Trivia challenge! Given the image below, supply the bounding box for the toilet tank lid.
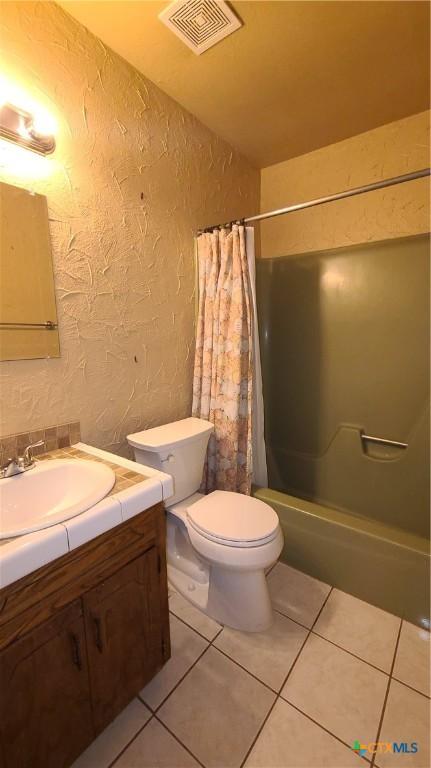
[127,417,213,451]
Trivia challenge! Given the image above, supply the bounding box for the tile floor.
[72,562,430,768]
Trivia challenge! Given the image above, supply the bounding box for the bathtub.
[254,486,430,628]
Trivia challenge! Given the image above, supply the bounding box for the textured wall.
[0,1,259,453]
[260,111,430,257]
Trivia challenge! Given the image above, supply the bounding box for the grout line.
[210,644,279,695]
[273,606,310,630]
[391,675,431,700]
[240,582,379,768]
[108,715,155,768]
[154,714,207,768]
[136,582,413,768]
[265,560,278,577]
[171,598,307,640]
[93,569,421,768]
[311,630,392,675]
[168,606,333,700]
[239,695,278,768]
[274,600,404,680]
[120,582,412,768]
[159,587,338,768]
[168,607,222,644]
[239,623,313,767]
[282,699,372,764]
[144,622,225,717]
[168,598,389,701]
[169,598,392,706]
[212,625,225,642]
[310,586,334,630]
[152,643,212,714]
[154,595,317,768]
[369,619,403,768]
[137,693,155,714]
[272,589,333,633]
[240,588,336,768]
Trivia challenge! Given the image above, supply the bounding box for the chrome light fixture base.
[0,102,55,155]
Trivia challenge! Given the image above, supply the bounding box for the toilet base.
[166,506,282,632]
[168,562,274,632]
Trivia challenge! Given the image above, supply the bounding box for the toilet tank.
[127,417,214,505]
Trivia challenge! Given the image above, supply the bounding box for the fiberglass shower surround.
[195,168,430,626]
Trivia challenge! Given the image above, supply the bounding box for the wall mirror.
[0,181,60,361]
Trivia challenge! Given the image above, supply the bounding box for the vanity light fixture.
[0,102,56,155]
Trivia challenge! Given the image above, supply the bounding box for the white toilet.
[127,417,283,632]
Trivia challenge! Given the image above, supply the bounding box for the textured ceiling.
[58,1,430,168]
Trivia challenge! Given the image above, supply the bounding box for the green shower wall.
[256,234,430,539]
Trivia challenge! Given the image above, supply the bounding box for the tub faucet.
[0,440,45,479]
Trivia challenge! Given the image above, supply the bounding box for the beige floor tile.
[313,589,401,672]
[158,646,275,768]
[115,717,200,768]
[245,698,366,767]
[268,563,331,628]
[392,621,430,696]
[169,591,222,641]
[140,614,208,710]
[375,680,430,768]
[281,634,388,746]
[214,611,308,691]
[71,698,151,768]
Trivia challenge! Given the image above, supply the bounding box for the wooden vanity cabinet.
[0,600,93,768]
[0,503,170,768]
[84,547,164,733]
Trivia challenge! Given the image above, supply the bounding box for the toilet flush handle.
[161,454,175,464]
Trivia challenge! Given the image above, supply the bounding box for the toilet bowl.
[127,418,283,632]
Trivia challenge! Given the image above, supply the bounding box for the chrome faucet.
[0,440,45,479]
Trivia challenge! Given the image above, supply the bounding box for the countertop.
[0,442,174,588]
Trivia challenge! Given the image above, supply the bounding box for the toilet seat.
[186,490,280,549]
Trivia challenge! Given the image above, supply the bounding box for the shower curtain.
[192,224,268,495]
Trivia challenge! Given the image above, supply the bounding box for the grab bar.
[360,433,408,449]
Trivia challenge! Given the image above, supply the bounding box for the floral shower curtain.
[192,224,254,495]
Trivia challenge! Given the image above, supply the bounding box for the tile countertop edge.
[0,443,173,589]
[0,524,70,589]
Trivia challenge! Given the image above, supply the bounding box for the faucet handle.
[22,440,45,466]
[0,457,20,478]
[1,456,17,471]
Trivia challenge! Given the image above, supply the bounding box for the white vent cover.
[159,0,242,55]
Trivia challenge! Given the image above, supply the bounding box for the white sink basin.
[0,459,116,539]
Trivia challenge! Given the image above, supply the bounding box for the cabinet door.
[83,547,164,733]
[0,600,93,768]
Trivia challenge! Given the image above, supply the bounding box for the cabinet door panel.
[0,601,93,768]
[84,547,163,732]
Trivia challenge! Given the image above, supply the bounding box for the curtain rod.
[197,167,430,234]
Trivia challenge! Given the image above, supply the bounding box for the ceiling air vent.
[159,0,242,55]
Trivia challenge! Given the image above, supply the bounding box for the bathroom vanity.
[0,443,172,768]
